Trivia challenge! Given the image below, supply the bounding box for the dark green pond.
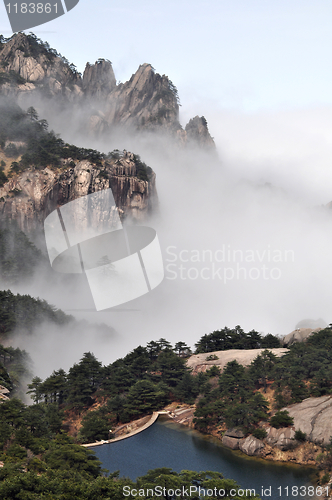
[91,417,322,500]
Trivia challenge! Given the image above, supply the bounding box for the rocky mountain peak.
[185,116,215,148]
[101,63,180,132]
[0,33,81,99]
[0,32,30,58]
[0,33,215,149]
[82,59,116,98]
[127,63,155,90]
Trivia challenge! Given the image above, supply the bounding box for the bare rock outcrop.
[282,319,327,345]
[101,63,180,133]
[184,116,215,149]
[186,348,288,375]
[0,385,10,401]
[222,428,245,450]
[224,428,245,439]
[0,33,82,100]
[222,436,240,450]
[265,426,296,450]
[239,436,265,456]
[0,151,157,233]
[285,396,332,445]
[283,328,321,346]
[82,59,116,98]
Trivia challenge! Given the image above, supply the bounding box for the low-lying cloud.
[5,98,332,379]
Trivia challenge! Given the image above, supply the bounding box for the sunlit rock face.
[0,151,157,233]
[186,348,288,375]
[102,63,180,132]
[283,396,332,446]
[0,33,82,100]
[82,60,116,99]
[0,33,215,149]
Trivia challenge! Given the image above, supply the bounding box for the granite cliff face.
[98,63,180,133]
[220,395,332,464]
[82,59,116,99]
[0,33,215,148]
[0,151,156,233]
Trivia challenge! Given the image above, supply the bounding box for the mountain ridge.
[0,33,215,149]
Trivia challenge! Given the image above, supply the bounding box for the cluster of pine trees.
[2,305,332,495]
[194,327,332,434]
[0,101,105,171]
[0,290,72,338]
[194,325,280,352]
[0,101,153,179]
[0,226,45,284]
[26,339,204,444]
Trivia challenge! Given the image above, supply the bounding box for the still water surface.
[91,417,319,500]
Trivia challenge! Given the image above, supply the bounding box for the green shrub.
[6,444,27,460]
[321,472,330,484]
[78,412,111,443]
[133,154,152,181]
[295,429,306,442]
[206,365,220,377]
[251,428,267,440]
[10,161,23,174]
[270,410,294,429]
[206,354,218,361]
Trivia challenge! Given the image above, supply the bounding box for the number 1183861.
[277,485,329,497]
[6,3,59,14]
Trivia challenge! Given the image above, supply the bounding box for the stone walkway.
[81,411,169,448]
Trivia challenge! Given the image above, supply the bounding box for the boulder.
[239,436,265,456]
[282,328,321,346]
[265,426,295,450]
[224,428,245,439]
[222,436,240,450]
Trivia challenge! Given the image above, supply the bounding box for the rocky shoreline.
[81,401,332,496]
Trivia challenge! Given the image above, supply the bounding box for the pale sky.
[1,0,332,112]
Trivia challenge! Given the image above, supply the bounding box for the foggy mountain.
[0,32,215,149]
[0,31,331,380]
